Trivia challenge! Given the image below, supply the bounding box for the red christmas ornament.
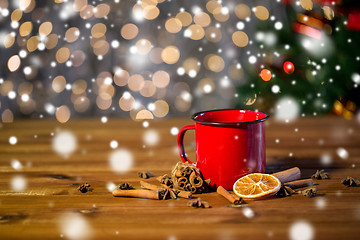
[348,11,360,32]
[283,61,295,74]
[260,69,272,81]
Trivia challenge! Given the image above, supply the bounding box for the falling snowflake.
[143,129,160,146]
[108,148,133,173]
[9,136,18,145]
[336,147,349,160]
[289,220,314,240]
[11,175,27,191]
[242,207,255,218]
[275,97,300,122]
[52,131,77,157]
[59,213,92,240]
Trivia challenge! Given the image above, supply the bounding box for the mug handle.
[177,125,196,165]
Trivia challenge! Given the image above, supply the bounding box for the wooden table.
[0,117,359,239]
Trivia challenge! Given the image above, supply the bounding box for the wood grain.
[0,117,360,239]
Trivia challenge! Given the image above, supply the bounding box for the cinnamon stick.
[175,169,182,177]
[272,167,301,183]
[189,171,203,188]
[177,177,187,189]
[112,189,159,200]
[177,190,192,199]
[217,186,242,205]
[140,180,192,199]
[284,178,314,189]
[183,167,192,176]
[185,183,196,193]
[140,180,160,191]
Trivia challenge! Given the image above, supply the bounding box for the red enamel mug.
[177,109,269,190]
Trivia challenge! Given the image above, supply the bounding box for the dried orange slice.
[233,173,281,199]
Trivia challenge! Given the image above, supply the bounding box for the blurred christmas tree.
[235,0,360,120]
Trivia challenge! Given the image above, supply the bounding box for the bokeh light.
[114,69,130,87]
[165,18,182,33]
[198,78,215,94]
[185,24,205,40]
[205,26,222,42]
[56,105,71,123]
[161,46,180,64]
[56,47,70,63]
[194,12,211,27]
[91,23,107,38]
[254,6,269,21]
[152,70,170,88]
[128,74,145,92]
[19,21,32,37]
[260,69,272,81]
[140,80,156,97]
[284,61,295,74]
[121,23,139,40]
[0,0,356,128]
[135,39,152,55]
[235,4,251,19]
[52,76,66,93]
[119,92,135,111]
[8,55,21,72]
[136,109,154,120]
[39,21,52,36]
[300,0,313,11]
[2,109,14,122]
[232,31,249,47]
[322,6,334,20]
[152,100,169,118]
[205,54,224,73]
[65,27,80,42]
[176,11,192,26]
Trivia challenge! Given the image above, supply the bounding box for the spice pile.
[170,162,210,193]
[71,163,357,208]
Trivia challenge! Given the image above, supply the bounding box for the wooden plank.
[0,117,360,239]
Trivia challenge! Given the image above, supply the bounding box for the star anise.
[138,171,154,179]
[159,187,178,200]
[342,176,360,187]
[312,169,329,179]
[78,183,93,193]
[159,174,173,188]
[187,198,211,208]
[300,186,317,198]
[233,197,246,205]
[117,182,134,190]
[276,185,295,198]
